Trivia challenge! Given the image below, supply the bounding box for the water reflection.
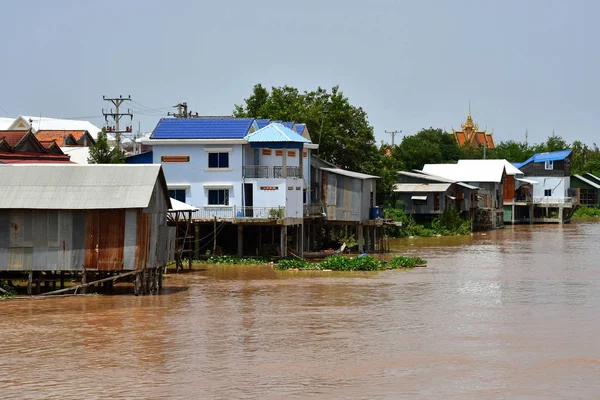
[1,222,600,399]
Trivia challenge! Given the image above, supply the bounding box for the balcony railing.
[304,202,326,217]
[191,206,285,221]
[243,165,302,178]
[533,196,578,205]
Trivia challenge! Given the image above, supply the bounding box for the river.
[1,222,599,399]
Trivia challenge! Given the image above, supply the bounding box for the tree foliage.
[234,84,380,173]
[233,84,600,206]
[87,128,125,164]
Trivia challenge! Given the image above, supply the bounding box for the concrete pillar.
[358,224,364,253]
[299,148,304,179]
[280,225,287,257]
[512,204,515,224]
[300,224,304,258]
[194,224,200,260]
[282,150,288,178]
[373,227,378,252]
[237,225,243,257]
[558,207,564,223]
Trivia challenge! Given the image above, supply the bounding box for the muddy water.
[1,222,600,399]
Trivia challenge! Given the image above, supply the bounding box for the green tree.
[88,128,125,164]
[234,84,379,173]
[396,128,461,170]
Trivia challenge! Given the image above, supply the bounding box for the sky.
[1,0,599,146]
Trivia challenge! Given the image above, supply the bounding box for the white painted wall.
[152,143,243,207]
[531,176,570,198]
[154,142,310,210]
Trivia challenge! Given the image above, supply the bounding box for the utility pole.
[102,95,133,152]
[525,129,529,149]
[168,102,190,118]
[385,130,402,147]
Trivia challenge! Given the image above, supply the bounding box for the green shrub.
[573,206,600,217]
[0,280,16,298]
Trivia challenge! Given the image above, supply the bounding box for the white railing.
[533,196,577,204]
[243,165,302,178]
[191,206,285,220]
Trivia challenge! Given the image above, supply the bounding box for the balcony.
[304,202,326,217]
[191,206,285,221]
[243,165,302,179]
[533,196,578,205]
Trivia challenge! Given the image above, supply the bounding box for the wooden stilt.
[81,270,87,294]
[60,271,65,289]
[27,271,33,296]
[134,271,141,296]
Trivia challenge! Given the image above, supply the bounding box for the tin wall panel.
[33,210,48,247]
[8,248,23,271]
[59,211,73,271]
[33,247,48,271]
[71,210,86,270]
[47,211,59,247]
[9,212,24,248]
[97,210,125,271]
[22,210,33,247]
[135,212,150,270]
[123,210,137,270]
[0,211,9,270]
[85,210,99,269]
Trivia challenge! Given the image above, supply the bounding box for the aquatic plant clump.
[274,255,426,271]
[200,255,271,265]
[573,206,600,218]
[0,280,17,298]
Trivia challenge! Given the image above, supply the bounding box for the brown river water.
[1,222,600,399]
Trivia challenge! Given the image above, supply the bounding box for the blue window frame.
[208,152,229,168]
[168,189,186,202]
[208,189,229,205]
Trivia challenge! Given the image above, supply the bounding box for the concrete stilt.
[280,226,287,257]
[237,225,243,257]
[358,224,364,253]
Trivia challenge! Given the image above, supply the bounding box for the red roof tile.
[0,130,28,147]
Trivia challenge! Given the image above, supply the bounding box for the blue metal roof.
[245,123,311,144]
[125,151,153,164]
[151,118,255,139]
[255,119,270,129]
[295,124,306,135]
[283,121,295,129]
[513,149,572,169]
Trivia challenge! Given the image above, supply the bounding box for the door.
[244,183,254,217]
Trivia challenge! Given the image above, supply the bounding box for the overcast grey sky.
[1,0,598,146]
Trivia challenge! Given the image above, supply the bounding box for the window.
[545,160,554,170]
[544,189,552,196]
[208,152,229,168]
[208,189,229,205]
[168,189,186,202]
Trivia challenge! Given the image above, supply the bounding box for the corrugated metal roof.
[458,182,479,190]
[516,178,538,185]
[255,119,270,129]
[60,146,90,164]
[18,116,102,139]
[0,117,13,130]
[295,124,305,135]
[0,164,167,209]
[411,196,427,200]
[246,123,310,143]
[423,160,514,183]
[513,149,572,169]
[457,159,523,176]
[151,117,255,139]
[584,173,600,185]
[393,183,451,192]
[283,121,295,129]
[320,167,379,180]
[399,170,455,183]
[573,174,600,189]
